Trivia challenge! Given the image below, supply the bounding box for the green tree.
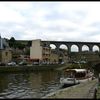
[15,42,25,49]
[25,48,30,55]
[27,41,32,47]
[9,37,16,48]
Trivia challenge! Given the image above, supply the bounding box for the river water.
[0,68,98,99]
[0,70,62,99]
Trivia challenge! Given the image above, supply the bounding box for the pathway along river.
[0,70,63,99]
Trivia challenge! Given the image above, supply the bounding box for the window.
[5,52,8,56]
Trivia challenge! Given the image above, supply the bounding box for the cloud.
[0,1,100,44]
[0,4,25,23]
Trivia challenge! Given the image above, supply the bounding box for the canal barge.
[60,69,94,87]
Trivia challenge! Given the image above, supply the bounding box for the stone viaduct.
[42,41,100,53]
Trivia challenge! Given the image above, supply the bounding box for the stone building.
[0,49,12,63]
[30,39,69,64]
[30,39,51,63]
[50,49,59,64]
[0,36,12,64]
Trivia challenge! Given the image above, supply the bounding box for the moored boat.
[60,77,80,87]
[60,68,94,87]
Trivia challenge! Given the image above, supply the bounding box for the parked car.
[32,62,39,65]
[61,62,64,64]
[80,61,87,64]
[19,61,27,65]
[7,62,16,66]
[0,62,6,66]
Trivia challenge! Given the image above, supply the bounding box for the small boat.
[60,68,94,87]
[60,77,80,87]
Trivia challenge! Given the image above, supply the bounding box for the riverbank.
[55,63,71,71]
[42,79,98,99]
[0,64,66,73]
[0,63,94,73]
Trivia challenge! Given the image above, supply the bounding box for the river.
[0,67,98,99]
[0,70,62,99]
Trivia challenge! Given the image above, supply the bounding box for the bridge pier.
[67,45,71,53]
[89,45,93,52]
[78,45,82,52]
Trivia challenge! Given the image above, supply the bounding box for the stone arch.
[59,44,68,50]
[93,45,99,52]
[59,44,68,57]
[50,44,56,49]
[71,44,79,52]
[82,45,89,52]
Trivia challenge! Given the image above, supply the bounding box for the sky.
[1,1,100,51]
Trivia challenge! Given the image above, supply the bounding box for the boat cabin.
[64,69,92,80]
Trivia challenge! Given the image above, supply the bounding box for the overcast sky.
[1,1,100,44]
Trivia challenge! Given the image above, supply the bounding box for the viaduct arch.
[42,41,100,53]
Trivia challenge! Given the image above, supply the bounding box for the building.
[50,49,68,64]
[59,49,69,63]
[30,39,59,64]
[30,39,51,63]
[50,49,59,64]
[0,49,12,63]
[30,39,69,64]
[0,36,12,64]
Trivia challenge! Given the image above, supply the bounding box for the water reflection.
[0,74,9,93]
[0,71,61,98]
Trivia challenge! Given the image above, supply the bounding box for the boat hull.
[60,77,80,88]
[60,76,94,88]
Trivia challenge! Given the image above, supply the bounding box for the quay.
[0,64,67,73]
[42,78,98,99]
[96,80,100,99]
[55,63,71,71]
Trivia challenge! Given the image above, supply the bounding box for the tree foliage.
[15,42,25,49]
[9,37,25,49]
[25,48,30,55]
[9,37,16,48]
[27,41,32,46]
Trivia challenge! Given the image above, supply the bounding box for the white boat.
[60,69,94,87]
[60,77,80,87]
